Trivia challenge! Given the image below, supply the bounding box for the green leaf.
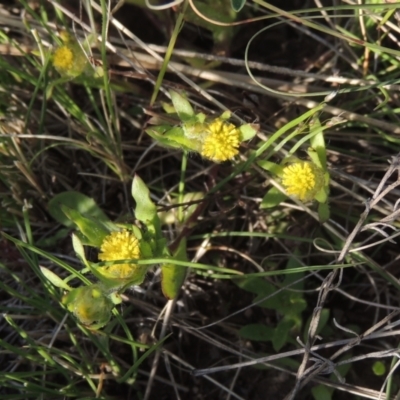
[61,205,110,247]
[108,292,122,305]
[372,361,386,376]
[239,123,258,141]
[159,192,204,225]
[71,234,88,266]
[252,282,303,316]
[260,187,287,209]
[309,120,327,170]
[40,266,72,291]
[236,257,306,322]
[239,323,274,341]
[317,201,330,223]
[231,0,246,12]
[303,308,330,344]
[164,126,202,151]
[235,276,273,295]
[196,112,206,123]
[307,146,321,168]
[169,90,195,121]
[257,160,283,175]
[282,255,304,288]
[146,125,201,152]
[71,234,109,284]
[161,264,185,299]
[162,102,176,114]
[255,286,306,317]
[311,384,333,400]
[48,191,111,228]
[220,110,231,120]
[161,238,188,299]
[374,86,390,111]
[314,187,328,204]
[272,319,294,351]
[131,175,158,225]
[276,257,306,320]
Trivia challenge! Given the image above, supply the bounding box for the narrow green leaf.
[260,187,287,209]
[374,86,390,111]
[146,127,185,150]
[317,201,330,223]
[307,146,322,168]
[257,160,283,175]
[169,90,195,121]
[161,239,187,299]
[309,119,327,169]
[61,205,109,247]
[40,266,72,291]
[146,125,199,152]
[71,233,87,263]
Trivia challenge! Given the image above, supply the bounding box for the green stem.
[178,151,188,223]
[253,0,400,58]
[100,0,121,160]
[150,0,188,105]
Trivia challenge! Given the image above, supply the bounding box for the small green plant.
[146,90,258,162]
[237,255,306,351]
[52,30,92,79]
[45,175,189,329]
[258,114,331,222]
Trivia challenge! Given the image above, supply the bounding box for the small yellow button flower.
[201,119,240,162]
[53,46,74,72]
[281,161,324,202]
[52,32,88,78]
[98,230,145,282]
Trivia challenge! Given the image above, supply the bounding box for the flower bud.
[62,284,113,329]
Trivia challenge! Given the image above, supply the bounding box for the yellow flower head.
[53,46,74,73]
[98,230,144,281]
[52,32,88,78]
[281,161,324,202]
[201,119,240,162]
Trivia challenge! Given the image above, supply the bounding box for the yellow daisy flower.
[201,119,240,162]
[281,161,324,202]
[98,230,144,282]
